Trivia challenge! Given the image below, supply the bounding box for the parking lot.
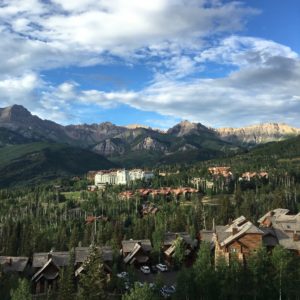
[135,269,178,286]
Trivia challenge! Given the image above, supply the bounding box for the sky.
[0,0,299,129]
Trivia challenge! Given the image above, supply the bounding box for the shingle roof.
[32,252,69,268]
[0,256,29,273]
[33,246,113,269]
[122,240,152,253]
[219,220,264,247]
[164,232,195,247]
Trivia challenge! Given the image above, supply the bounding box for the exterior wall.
[238,234,262,255]
[117,170,129,184]
[215,233,263,264]
[95,169,154,186]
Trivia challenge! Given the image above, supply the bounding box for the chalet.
[31,250,68,294]
[74,246,113,277]
[258,208,300,255]
[239,171,268,182]
[0,256,29,274]
[119,187,199,201]
[141,203,159,216]
[85,215,108,224]
[208,167,233,179]
[121,239,152,266]
[200,216,264,264]
[163,232,198,265]
[31,246,113,295]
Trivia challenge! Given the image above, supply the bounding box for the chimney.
[6,257,12,266]
[293,232,299,242]
[232,227,238,235]
[48,249,54,260]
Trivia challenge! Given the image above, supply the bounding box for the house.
[119,187,199,201]
[121,239,152,265]
[31,251,68,294]
[200,216,264,264]
[0,256,29,274]
[141,203,159,216]
[208,167,233,179]
[31,246,113,295]
[258,208,300,255]
[85,215,108,224]
[239,171,268,182]
[74,246,113,278]
[163,232,198,265]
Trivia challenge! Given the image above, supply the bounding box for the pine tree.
[122,282,158,300]
[77,246,106,300]
[10,278,31,300]
[58,250,76,300]
[193,242,218,300]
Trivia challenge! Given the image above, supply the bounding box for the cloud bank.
[0,0,299,128]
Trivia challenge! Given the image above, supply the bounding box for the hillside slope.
[0,142,115,187]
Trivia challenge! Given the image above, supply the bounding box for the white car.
[156,263,168,272]
[117,271,128,279]
[140,265,151,274]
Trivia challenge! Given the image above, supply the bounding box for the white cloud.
[0,0,256,76]
[1,1,299,128]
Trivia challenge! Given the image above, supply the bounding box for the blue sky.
[0,0,299,129]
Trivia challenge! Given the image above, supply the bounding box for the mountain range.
[0,104,299,186]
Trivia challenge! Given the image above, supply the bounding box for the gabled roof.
[32,258,60,282]
[122,239,152,253]
[274,228,300,251]
[258,208,290,224]
[124,243,142,264]
[32,252,69,268]
[219,221,264,247]
[164,244,176,256]
[164,232,196,248]
[33,246,113,269]
[0,256,29,273]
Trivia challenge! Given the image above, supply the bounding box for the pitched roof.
[258,208,290,224]
[122,240,152,253]
[124,243,142,264]
[274,228,300,251]
[33,246,113,269]
[32,252,69,268]
[32,258,60,281]
[219,220,264,247]
[0,256,29,273]
[164,232,196,247]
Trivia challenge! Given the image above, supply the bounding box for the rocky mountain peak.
[168,120,211,137]
[217,122,300,145]
[0,104,32,122]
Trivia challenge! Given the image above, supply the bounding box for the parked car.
[160,288,171,298]
[156,263,168,272]
[164,285,176,294]
[140,265,151,274]
[117,271,128,279]
[151,265,158,273]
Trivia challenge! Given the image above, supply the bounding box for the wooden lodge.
[121,239,152,266]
